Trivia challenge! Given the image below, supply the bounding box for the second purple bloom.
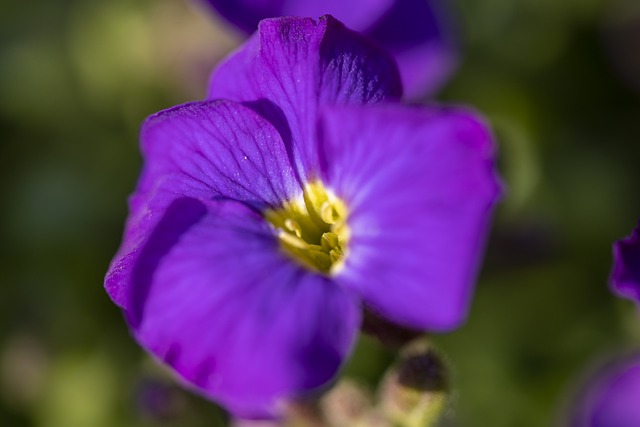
[202,0,458,99]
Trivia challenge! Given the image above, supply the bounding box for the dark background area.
[1,0,639,425]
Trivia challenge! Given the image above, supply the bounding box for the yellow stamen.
[264,180,350,275]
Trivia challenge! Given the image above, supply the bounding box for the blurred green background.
[1,0,639,426]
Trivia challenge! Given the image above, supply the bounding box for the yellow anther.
[278,230,309,251]
[321,232,339,250]
[320,201,337,224]
[284,218,302,237]
[264,180,350,275]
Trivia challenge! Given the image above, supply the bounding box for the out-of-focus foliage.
[0,0,639,426]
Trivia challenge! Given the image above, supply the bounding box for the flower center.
[265,180,349,275]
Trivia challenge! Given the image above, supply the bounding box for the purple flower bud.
[378,340,449,427]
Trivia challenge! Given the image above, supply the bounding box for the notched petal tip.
[256,14,322,36]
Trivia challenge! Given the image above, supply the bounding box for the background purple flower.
[611,222,640,303]
[201,0,458,99]
[570,355,640,427]
[105,16,499,419]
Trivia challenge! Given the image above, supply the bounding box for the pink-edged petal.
[611,222,640,303]
[105,100,299,308]
[207,16,402,180]
[319,105,501,331]
[202,0,394,35]
[126,197,361,418]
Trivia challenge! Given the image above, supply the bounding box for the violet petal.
[319,104,502,331]
[207,15,402,180]
[611,223,640,303]
[572,356,640,427]
[128,197,361,418]
[105,100,299,308]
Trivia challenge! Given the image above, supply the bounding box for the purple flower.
[105,16,500,418]
[201,0,458,99]
[571,356,640,427]
[611,222,640,303]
